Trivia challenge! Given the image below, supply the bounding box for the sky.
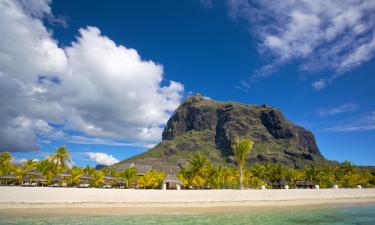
[1,0,374,167]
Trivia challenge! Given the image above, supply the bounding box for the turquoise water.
[0,204,374,225]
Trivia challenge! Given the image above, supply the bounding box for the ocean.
[0,204,374,225]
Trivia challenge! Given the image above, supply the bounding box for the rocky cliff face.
[112,94,330,170]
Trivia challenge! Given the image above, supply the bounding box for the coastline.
[0,187,374,215]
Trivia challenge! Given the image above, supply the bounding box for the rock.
[112,93,332,171]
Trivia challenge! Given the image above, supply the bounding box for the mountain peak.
[113,96,332,170]
[184,93,206,103]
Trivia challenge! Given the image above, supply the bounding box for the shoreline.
[1,187,374,215]
[1,199,374,215]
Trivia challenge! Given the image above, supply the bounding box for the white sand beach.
[0,187,374,214]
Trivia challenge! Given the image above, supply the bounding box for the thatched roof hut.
[51,176,62,182]
[295,180,315,189]
[134,165,153,175]
[104,176,115,182]
[163,174,182,185]
[0,173,17,185]
[272,177,287,189]
[58,172,72,177]
[79,174,92,182]
[116,179,125,184]
[162,174,182,190]
[153,165,181,175]
[27,170,42,177]
[0,174,17,179]
[33,176,47,182]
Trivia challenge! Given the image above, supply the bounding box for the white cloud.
[85,152,119,166]
[12,158,39,165]
[312,79,328,91]
[13,158,27,164]
[325,111,375,132]
[0,0,184,151]
[66,135,156,149]
[18,0,52,17]
[228,0,375,86]
[319,103,359,116]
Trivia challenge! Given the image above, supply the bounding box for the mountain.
[111,93,333,171]
[95,165,107,170]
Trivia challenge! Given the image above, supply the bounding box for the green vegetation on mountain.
[113,93,334,170]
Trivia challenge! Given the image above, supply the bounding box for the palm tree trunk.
[240,166,243,190]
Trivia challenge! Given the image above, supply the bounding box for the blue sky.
[1,0,374,166]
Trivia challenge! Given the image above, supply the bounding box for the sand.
[0,187,374,214]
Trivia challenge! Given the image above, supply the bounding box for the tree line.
[0,146,164,188]
[0,139,374,189]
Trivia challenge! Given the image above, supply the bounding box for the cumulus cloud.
[85,152,119,166]
[319,103,359,116]
[228,0,375,87]
[0,0,184,151]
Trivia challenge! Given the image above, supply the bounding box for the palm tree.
[68,167,84,186]
[121,167,138,188]
[83,166,96,176]
[37,159,59,182]
[90,170,105,187]
[23,159,38,170]
[48,146,71,170]
[320,166,336,188]
[209,166,225,189]
[250,163,266,180]
[137,170,165,189]
[232,138,254,189]
[0,151,14,176]
[304,165,321,183]
[187,154,209,188]
[178,167,194,188]
[102,167,119,179]
[266,163,286,184]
